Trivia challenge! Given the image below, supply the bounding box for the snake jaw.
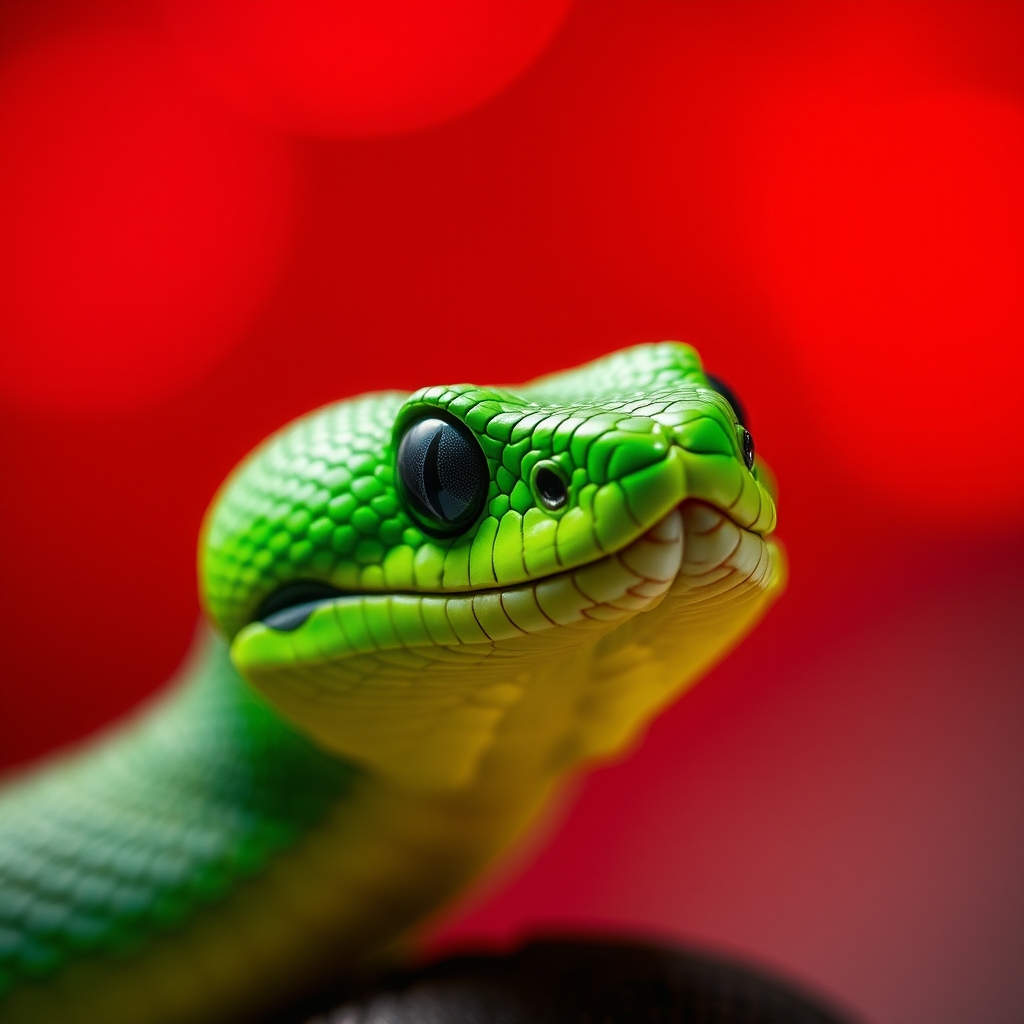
[228,496,781,792]
[229,507,685,674]
[229,507,687,789]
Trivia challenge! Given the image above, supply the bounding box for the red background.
[1,3,1021,1022]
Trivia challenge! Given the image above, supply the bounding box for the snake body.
[0,343,783,1024]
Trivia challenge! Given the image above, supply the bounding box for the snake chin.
[677,499,776,582]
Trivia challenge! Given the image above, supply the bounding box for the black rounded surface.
[741,427,755,470]
[255,580,347,631]
[273,938,855,1024]
[705,372,749,429]
[397,414,488,535]
[533,464,568,511]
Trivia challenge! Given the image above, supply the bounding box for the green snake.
[0,343,783,1024]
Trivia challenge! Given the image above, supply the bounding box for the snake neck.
[0,633,548,1024]
[0,630,356,968]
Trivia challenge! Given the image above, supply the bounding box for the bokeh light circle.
[742,90,1024,525]
[0,31,293,414]
[160,0,574,137]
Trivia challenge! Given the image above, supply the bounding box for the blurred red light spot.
[0,32,293,413]
[160,0,573,137]
[744,90,1024,525]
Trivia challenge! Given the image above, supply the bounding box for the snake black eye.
[741,427,755,470]
[397,414,488,535]
[705,373,749,428]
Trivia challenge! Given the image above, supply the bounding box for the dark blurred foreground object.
[278,938,853,1024]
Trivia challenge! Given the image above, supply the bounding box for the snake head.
[199,343,782,790]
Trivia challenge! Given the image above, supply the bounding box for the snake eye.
[705,373,749,428]
[740,427,755,470]
[397,414,488,534]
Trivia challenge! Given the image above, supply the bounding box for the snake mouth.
[233,441,780,675]
[248,491,775,639]
[250,510,685,636]
[229,499,782,692]
[234,508,685,680]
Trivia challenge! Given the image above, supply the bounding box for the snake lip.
[252,493,770,635]
[254,507,687,638]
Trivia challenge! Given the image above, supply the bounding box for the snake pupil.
[397,415,487,534]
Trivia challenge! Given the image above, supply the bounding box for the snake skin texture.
[0,643,356,981]
[0,343,783,1024]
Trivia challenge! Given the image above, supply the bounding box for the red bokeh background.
[1,3,1021,1022]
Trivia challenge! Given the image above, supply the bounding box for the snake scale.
[0,342,783,1024]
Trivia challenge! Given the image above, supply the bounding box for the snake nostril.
[741,428,755,470]
[534,465,568,511]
